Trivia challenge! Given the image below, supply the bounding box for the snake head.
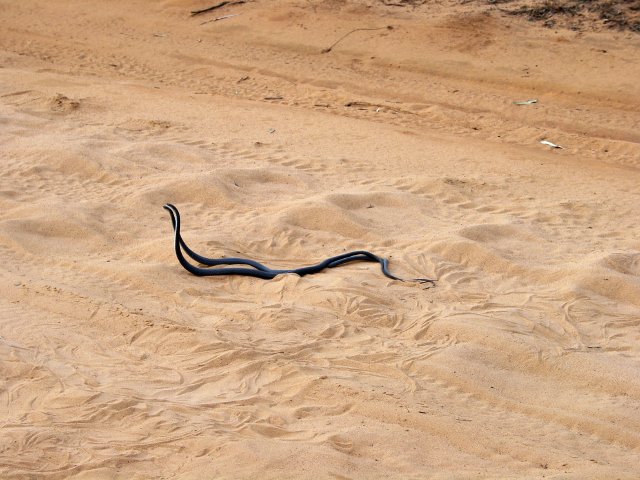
[163,204,180,231]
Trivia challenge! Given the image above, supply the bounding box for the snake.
[164,203,435,285]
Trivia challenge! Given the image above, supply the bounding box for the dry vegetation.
[497,0,640,31]
[382,0,640,32]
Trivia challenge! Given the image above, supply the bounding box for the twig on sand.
[191,0,246,16]
[321,25,393,53]
[200,13,240,25]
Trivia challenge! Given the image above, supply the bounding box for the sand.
[1,0,640,478]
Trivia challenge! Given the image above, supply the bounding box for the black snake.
[164,203,435,285]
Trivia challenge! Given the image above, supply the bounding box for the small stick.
[321,25,393,53]
[191,0,245,16]
[200,13,240,25]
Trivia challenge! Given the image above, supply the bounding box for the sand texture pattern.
[1,0,640,478]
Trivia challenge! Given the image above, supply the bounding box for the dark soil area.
[378,0,640,32]
[488,0,640,32]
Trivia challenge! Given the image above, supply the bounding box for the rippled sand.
[1,0,640,478]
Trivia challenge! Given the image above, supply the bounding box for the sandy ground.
[1,0,640,478]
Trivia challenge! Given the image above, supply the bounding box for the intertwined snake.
[164,203,435,285]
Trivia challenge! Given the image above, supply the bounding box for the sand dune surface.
[1,0,640,478]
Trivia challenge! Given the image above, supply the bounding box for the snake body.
[164,203,434,285]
